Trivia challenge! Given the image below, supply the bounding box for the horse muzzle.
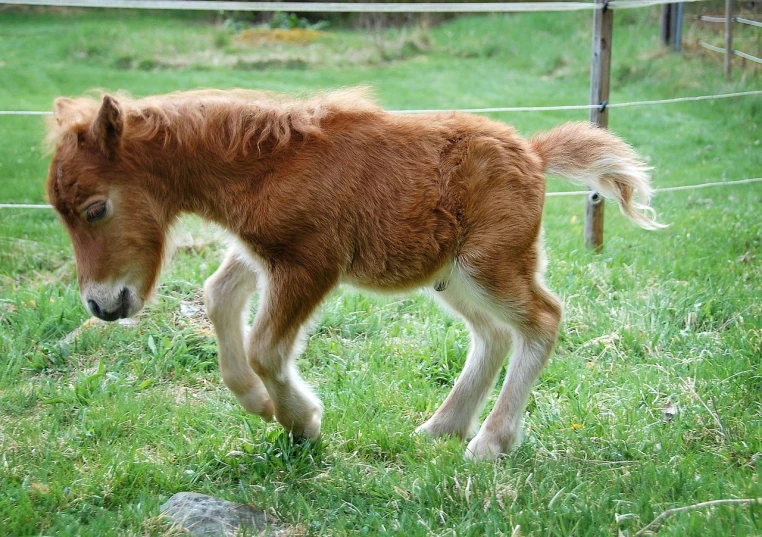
[83,285,141,321]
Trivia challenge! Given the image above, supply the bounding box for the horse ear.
[91,94,123,156]
[53,97,75,126]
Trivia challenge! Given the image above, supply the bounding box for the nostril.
[118,287,129,316]
[87,298,102,318]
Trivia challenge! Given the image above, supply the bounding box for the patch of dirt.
[174,293,215,338]
[154,46,374,70]
[62,316,138,345]
[165,383,218,407]
[235,28,328,46]
[140,25,428,71]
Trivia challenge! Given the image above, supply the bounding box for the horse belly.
[344,206,459,291]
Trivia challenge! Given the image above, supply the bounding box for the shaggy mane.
[47,87,381,158]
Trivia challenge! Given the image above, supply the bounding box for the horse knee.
[203,276,224,323]
[247,339,285,379]
[204,254,257,324]
[219,367,248,394]
[249,355,268,378]
[203,269,245,325]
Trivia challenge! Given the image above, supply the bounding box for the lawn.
[1,6,761,536]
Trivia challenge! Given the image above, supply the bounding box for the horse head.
[46,94,171,321]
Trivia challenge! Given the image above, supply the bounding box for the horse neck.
[126,135,271,225]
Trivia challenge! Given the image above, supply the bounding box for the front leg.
[247,263,337,440]
[204,250,273,420]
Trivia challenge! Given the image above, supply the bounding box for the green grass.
[1,7,761,536]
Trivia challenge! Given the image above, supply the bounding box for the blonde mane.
[47,87,381,158]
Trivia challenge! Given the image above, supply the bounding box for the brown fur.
[46,88,661,459]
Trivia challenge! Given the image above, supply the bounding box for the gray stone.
[160,492,286,537]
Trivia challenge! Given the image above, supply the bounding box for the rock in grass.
[160,492,286,536]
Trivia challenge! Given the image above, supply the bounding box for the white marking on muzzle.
[81,281,142,320]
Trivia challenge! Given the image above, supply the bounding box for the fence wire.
[4,177,761,209]
[4,90,762,117]
[0,0,717,13]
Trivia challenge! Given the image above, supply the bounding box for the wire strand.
[4,178,761,208]
[654,177,762,193]
[0,203,53,209]
[0,0,605,13]
[0,0,718,11]
[544,177,762,197]
[1,0,716,13]
[395,90,762,113]
[6,90,761,117]
[0,110,52,116]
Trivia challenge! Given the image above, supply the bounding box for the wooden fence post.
[725,0,733,79]
[660,3,684,51]
[660,4,674,46]
[586,0,613,252]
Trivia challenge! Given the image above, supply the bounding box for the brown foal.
[46,88,661,460]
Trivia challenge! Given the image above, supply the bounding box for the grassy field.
[1,6,761,536]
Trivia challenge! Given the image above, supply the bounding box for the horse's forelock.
[45,97,98,155]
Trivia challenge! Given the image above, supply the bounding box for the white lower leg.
[215,322,273,419]
[417,323,512,439]
[466,333,555,460]
[262,365,323,440]
[249,335,322,440]
[204,253,273,419]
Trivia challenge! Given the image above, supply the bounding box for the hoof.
[464,428,522,461]
[280,407,322,442]
[415,418,470,441]
[298,409,323,441]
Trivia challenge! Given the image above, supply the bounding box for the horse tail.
[530,121,665,230]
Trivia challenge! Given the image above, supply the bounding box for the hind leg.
[465,273,562,460]
[204,249,273,420]
[417,270,513,440]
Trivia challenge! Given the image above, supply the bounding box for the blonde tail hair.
[530,122,665,230]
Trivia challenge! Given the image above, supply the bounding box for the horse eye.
[85,201,109,223]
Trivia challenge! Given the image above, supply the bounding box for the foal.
[46,88,660,460]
